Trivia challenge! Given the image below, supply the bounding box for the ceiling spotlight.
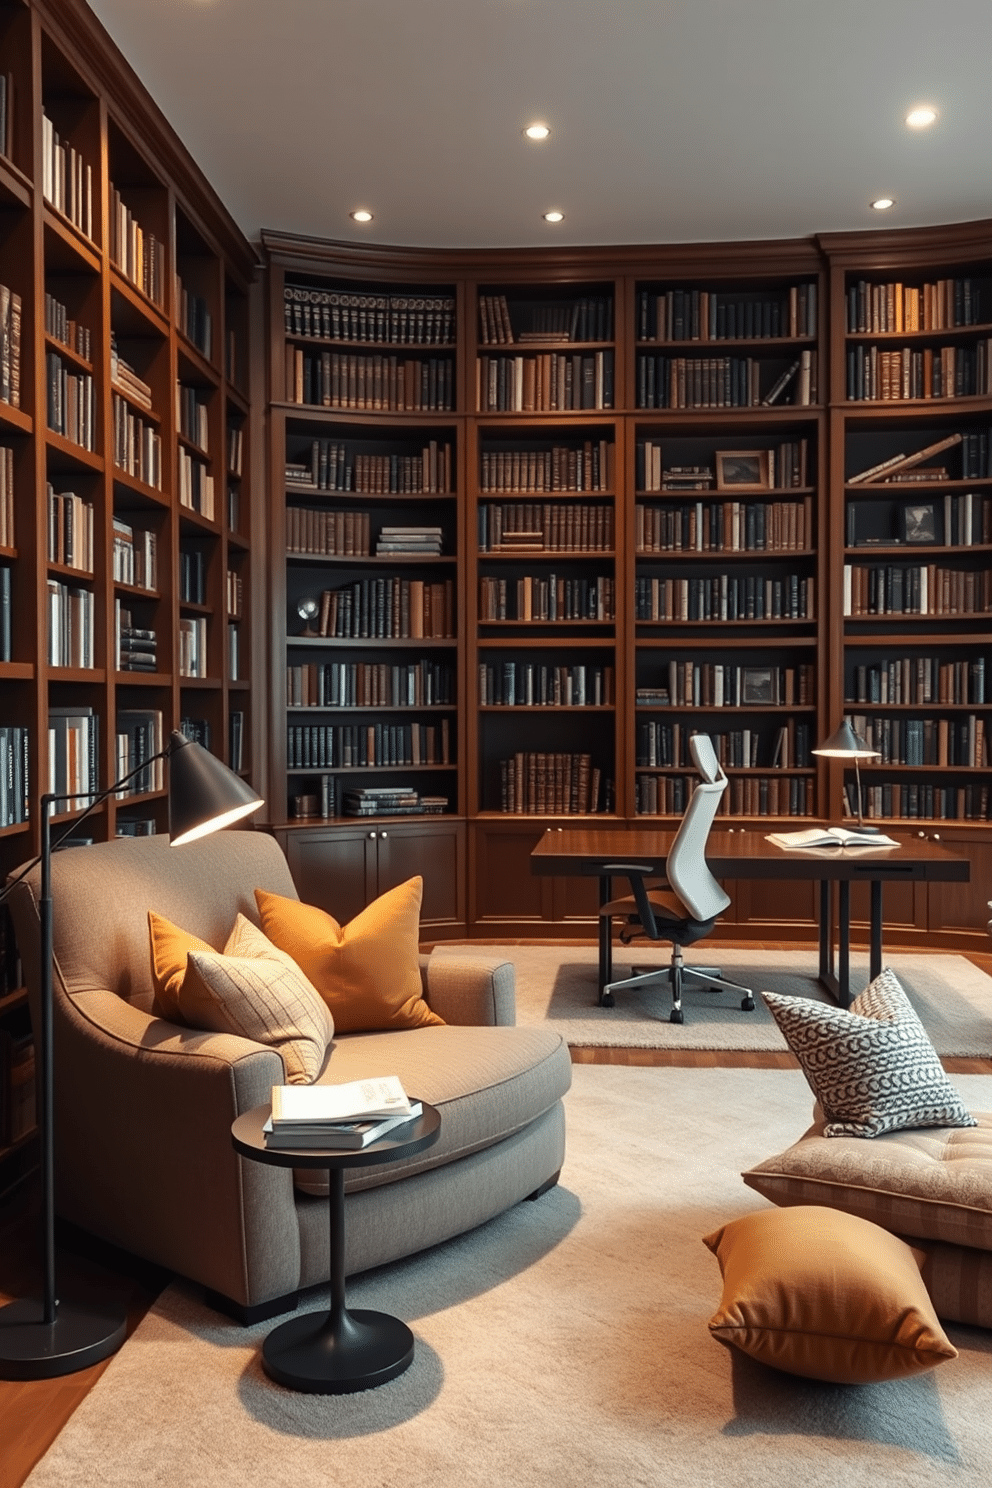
[870,197,895,211]
[543,210,564,223]
[350,209,374,223]
[524,123,551,141]
[906,106,937,129]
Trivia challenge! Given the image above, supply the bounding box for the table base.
[262,1306,414,1394]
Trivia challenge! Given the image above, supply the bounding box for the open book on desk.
[766,826,899,850]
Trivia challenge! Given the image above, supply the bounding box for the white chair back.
[666,736,730,922]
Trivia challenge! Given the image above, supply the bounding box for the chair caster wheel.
[741,996,755,1012]
[599,991,615,1008]
[670,1008,684,1025]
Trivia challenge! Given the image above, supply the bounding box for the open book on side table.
[263,1075,423,1150]
[766,826,899,850]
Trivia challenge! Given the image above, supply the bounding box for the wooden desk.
[530,829,970,1008]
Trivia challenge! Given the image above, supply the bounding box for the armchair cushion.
[255,877,444,1034]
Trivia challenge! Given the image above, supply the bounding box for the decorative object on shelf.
[0,732,263,1380]
[811,718,881,830]
[297,596,319,637]
[715,450,769,492]
[901,501,939,545]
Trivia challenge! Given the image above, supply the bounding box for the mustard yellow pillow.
[178,915,333,1083]
[703,1206,957,1384]
[148,910,215,1021]
[254,878,443,1034]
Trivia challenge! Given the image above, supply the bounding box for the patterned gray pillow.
[762,969,977,1138]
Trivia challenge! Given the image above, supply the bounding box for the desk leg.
[818,880,833,981]
[598,875,612,1003]
[838,881,851,1010]
[870,880,883,981]
[260,1168,414,1393]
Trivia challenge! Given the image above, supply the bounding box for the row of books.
[479,441,613,494]
[0,445,12,548]
[47,580,94,668]
[178,615,207,677]
[636,720,812,770]
[846,432,989,485]
[636,438,810,492]
[286,437,453,494]
[309,578,455,639]
[636,661,815,708]
[109,186,165,306]
[41,112,92,239]
[635,498,813,555]
[115,709,164,796]
[228,621,239,680]
[115,603,157,672]
[846,343,992,402]
[846,492,991,549]
[479,294,613,345]
[115,818,157,837]
[499,752,603,815]
[479,575,615,623]
[0,564,10,661]
[478,662,614,708]
[847,714,988,768]
[843,563,992,616]
[227,424,243,476]
[177,383,210,452]
[47,486,94,572]
[112,395,162,489]
[634,574,815,623]
[845,278,986,334]
[476,351,614,412]
[286,349,455,412]
[846,656,987,706]
[342,787,447,819]
[46,354,94,449]
[636,349,818,409]
[0,285,19,408]
[286,720,452,770]
[179,547,206,604]
[0,726,28,827]
[112,518,157,591]
[229,710,245,773]
[110,336,153,411]
[178,449,215,519]
[49,706,98,802]
[286,659,454,709]
[287,507,372,557]
[289,776,337,820]
[637,284,817,343]
[177,279,213,359]
[853,783,990,821]
[45,292,91,362]
[283,285,456,346]
[227,568,243,618]
[478,502,614,553]
[637,774,813,819]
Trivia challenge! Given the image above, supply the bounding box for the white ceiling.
[87,0,992,252]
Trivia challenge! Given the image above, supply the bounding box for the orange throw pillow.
[148,910,215,1021]
[254,878,443,1034]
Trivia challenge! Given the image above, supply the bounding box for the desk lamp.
[812,719,882,831]
[0,731,263,1379]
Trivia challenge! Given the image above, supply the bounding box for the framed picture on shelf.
[900,501,938,545]
[716,450,769,492]
[741,666,776,705]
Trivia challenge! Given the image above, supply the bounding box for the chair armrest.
[424,949,516,1026]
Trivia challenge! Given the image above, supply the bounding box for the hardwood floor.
[1,938,990,1486]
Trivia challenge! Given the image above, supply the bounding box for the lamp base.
[0,1294,127,1380]
[853,823,885,834]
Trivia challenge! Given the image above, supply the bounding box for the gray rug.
[433,945,992,1055]
[25,1065,992,1488]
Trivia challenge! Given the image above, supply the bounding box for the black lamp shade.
[167,731,263,845]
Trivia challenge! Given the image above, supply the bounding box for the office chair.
[598,734,755,1024]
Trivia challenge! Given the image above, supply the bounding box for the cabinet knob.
[381,831,388,839]
[933,833,940,842]
[369,831,377,839]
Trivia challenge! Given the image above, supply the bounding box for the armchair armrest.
[423,948,516,1026]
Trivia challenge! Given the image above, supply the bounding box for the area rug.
[25,1065,992,1488]
[431,945,992,1056]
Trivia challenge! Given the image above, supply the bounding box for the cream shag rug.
[25,1065,992,1488]
[430,945,992,1055]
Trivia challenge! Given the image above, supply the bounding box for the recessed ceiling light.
[524,123,551,141]
[350,209,373,223]
[870,197,895,211]
[906,106,937,129]
[543,210,564,223]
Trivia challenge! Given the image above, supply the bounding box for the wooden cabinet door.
[374,821,466,932]
[277,826,376,924]
[925,829,992,946]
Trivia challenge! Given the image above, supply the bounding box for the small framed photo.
[741,666,777,705]
[901,501,938,545]
[716,450,769,492]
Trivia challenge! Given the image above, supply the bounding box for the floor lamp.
[0,730,263,1379]
[811,718,882,830]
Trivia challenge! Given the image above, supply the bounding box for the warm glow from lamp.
[906,106,937,129]
[350,209,374,223]
[871,197,895,211]
[543,210,564,223]
[524,123,550,141]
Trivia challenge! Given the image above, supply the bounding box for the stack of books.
[342,786,448,817]
[263,1076,422,1150]
[375,525,443,555]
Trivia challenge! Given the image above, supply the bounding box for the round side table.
[232,1101,441,1393]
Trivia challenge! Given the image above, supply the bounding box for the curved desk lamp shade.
[0,731,263,1380]
[811,719,881,829]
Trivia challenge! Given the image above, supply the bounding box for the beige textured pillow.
[178,915,334,1084]
[703,1205,957,1383]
